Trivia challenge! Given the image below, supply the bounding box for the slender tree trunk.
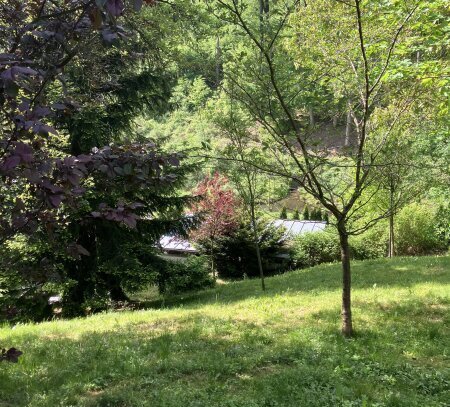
[345,103,352,146]
[251,212,265,291]
[388,213,395,258]
[215,34,222,86]
[388,178,395,257]
[210,245,216,279]
[109,283,130,302]
[309,107,315,127]
[338,225,353,337]
[332,115,338,128]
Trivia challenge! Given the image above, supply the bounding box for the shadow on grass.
[1,298,448,407]
[139,256,450,310]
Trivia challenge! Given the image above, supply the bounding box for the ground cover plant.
[1,256,449,407]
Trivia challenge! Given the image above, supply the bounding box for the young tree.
[210,0,435,336]
[190,173,239,277]
[303,206,310,221]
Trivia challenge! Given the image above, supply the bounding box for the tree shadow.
[139,256,450,310]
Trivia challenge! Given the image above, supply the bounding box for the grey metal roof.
[159,235,198,253]
[158,220,326,254]
[272,220,327,239]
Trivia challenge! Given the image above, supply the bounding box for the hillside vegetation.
[1,256,449,407]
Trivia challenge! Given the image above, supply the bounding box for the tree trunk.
[309,107,315,127]
[388,178,395,257]
[388,213,395,258]
[338,226,353,337]
[251,216,265,291]
[215,35,222,86]
[108,279,129,302]
[345,105,352,146]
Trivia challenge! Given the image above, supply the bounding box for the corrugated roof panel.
[159,235,198,253]
[273,220,327,238]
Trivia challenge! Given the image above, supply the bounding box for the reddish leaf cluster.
[190,173,239,243]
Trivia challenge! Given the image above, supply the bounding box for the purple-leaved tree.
[0,0,164,361]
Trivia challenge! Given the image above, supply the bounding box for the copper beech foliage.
[0,0,162,360]
[0,0,167,242]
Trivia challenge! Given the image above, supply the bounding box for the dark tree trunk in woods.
[338,225,353,337]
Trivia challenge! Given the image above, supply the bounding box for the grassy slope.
[0,256,449,407]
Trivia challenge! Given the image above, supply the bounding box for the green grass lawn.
[1,256,449,407]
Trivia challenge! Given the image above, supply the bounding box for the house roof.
[272,220,327,239]
[158,220,326,254]
[159,235,198,253]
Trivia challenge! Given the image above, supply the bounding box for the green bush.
[156,255,215,295]
[349,227,387,260]
[291,230,341,268]
[291,227,387,269]
[396,202,447,255]
[0,237,66,323]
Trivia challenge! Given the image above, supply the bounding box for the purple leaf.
[15,66,38,76]
[33,123,58,135]
[106,0,124,16]
[1,348,23,363]
[123,214,137,228]
[14,142,34,163]
[168,156,180,166]
[49,194,63,208]
[1,68,14,81]
[1,155,21,171]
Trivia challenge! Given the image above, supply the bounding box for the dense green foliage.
[292,210,449,269]
[396,202,449,256]
[156,255,215,295]
[203,222,286,279]
[1,256,449,406]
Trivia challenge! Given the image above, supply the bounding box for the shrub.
[0,237,66,322]
[396,202,447,255]
[291,227,387,269]
[293,209,300,220]
[280,207,288,219]
[156,255,215,295]
[303,206,310,220]
[349,227,387,260]
[291,230,341,268]
[434,204,450,249]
